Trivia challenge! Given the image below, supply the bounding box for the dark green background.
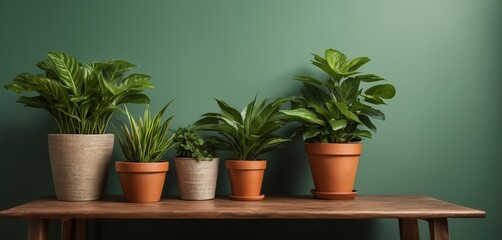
[1,0,500,239]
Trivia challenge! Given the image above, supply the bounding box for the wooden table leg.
[75,219,88,240]
[399,218,420,240]
[428,218,449,240]
[28,219,48,240]
[60,218,87,240]
[61,218,75,240]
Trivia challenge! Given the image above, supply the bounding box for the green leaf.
[355,74,384,82]
[47,52,81,95]
[358,115,377,132]
[197,96,291,160]
[333,101,362,124]
[294,76,324,87]
[340,78,360,103]
[359,108,385,120]
[16,96,49,109]
[70,96,87,103]
[118,73,154,90]
[365,84,396,99]
[280,108,325,125]
[344,57,370,72]
[116,102,175,162]
[311,54,339,79]
[214,97,243,124]
[351,130,372,139]
[325,48,336,69]
[302,128,321,140]
[116,93,150,105]
[329,119,347,131]
[364,95,386,105]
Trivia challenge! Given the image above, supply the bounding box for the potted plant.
[4,52,153,201]
[173,125,219,200]
[114,102,174,203]
[281,48,396,200]
[195,96,292,201]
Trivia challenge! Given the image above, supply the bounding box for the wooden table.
[0,195,485,240]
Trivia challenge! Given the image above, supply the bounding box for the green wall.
[1,0,501,239]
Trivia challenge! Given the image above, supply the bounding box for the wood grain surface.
[0,195,486,220]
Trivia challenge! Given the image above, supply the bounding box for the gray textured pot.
[175,157,219,200]
[48,134,114,201]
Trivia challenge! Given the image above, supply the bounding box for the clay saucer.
[230,194,265,201]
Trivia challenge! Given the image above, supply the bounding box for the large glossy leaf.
[364,95,386,105]
[343,57,370,72]
[117,94,150,105]
[47,52,81,95]
[108,60,136,76]
[214,97,243,124]
[4,73,34,93]
[302,128,321,140]
[356,74,384,82]
[118,73,153,91]
[294,76,324,87]
[333,101,362,124]
[340,78,360,103]
[365,84,396,99]
[351,130,372,139]
[358,115,377,132]
[359,108,385,120]
[325,48,337,70]
[16,96,49,109]
[329,119,347,131]
[280,108,325,125]
[312,53,339,79]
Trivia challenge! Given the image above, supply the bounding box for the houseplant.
[4,52,153,201]
[173,125,219,200]
[195,96,292,201]
[281,48,396,199]
[114,102,174,203]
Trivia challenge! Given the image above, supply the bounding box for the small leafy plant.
[195,96,292,160]
[281,48,396,143]
[173,125,217,161]
[4,52,153,134]
[115,101,175,163]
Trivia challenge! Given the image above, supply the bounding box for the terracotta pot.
[175,157,219,200]
[115,161,169,203]
[48,134,114,201]
[225,160,266,201]
[306,143,362,200]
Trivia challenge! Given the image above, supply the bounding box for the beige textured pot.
[175,157,219,200]
[48,134,114,201]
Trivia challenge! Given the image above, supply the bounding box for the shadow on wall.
[0,115,56,205]
[97,219,377,240]
[0,114,57,239]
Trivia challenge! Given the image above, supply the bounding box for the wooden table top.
[0,195,486,220]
